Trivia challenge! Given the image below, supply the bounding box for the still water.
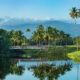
[1,60,80,80]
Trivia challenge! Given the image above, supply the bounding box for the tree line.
[0,25,73,47]
[30,25,73,45]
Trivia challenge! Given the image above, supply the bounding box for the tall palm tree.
[70,9,80,80]
[26,28,30,32]
[37,25,44,45]
[52,28,59,46]
[46,26,53,45]
[70,7,79,51]
[59,31,65,45]
[26,28,30,45]
[31,25,44,46]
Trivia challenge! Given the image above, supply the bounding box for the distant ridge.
[0,18,80,38]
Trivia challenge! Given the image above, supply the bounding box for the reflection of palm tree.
[70,58,80,80]
[0,59,24,80]
[77,65,79,80]
[11,65,24,75]
[28,63,72,80]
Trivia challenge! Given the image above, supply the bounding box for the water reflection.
[0,60,80,80]
[0,58,24,80]
[28,63,72,80]
[71,59,80,80]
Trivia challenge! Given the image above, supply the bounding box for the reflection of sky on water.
[17,60,72,67]
[4,61,80,80]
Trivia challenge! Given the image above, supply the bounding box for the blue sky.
[0,0,80,20]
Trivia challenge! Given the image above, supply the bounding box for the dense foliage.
[0,59,24,80]
[31,25,73,45]
[0,25,74,59]
[0,29,28,59]
[8,30,28,46]
[0,29,10,58]
[73,36,80,45]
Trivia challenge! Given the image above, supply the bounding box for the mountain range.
[0,18,80,38]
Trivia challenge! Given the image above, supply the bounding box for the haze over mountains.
[0,18,80,38]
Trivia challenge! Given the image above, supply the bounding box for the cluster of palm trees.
[8,26,72,46]
[0,24,73,47]
[30,25,73,45]
[8,30,28,46]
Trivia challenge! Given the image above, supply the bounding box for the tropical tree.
[26,28,30,38]
[44,26,53,45]
[0,29,10,58]
[10,30,23,45]
[9,30,27,46]
[26,28,31,44]
[31,25,44,45]
[58,31,65,45]
[73,36,80,45]
[52,28,59,45]
[26,28,30,32]
[37,25,44,45]
[70,7,80,51]
[21,36,28,45]
[64,34,73,45]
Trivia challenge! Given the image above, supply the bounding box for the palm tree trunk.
[55,38,56,47]
[74,19,79,51]
[14,40,16,46]
[48,37,50,47]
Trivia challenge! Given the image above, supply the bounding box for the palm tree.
[37,25,44,45]
[52,28,59,46]
[32,25,44,46]
[70,7,79,51]
[46,26,53,45]
[59,31,65,45]
[26,28,30,45]
[64,34,72,45]
[26,28,30,32]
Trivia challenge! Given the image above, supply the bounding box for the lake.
[1,60,79,80]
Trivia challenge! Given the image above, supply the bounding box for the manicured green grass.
[68,51,80,59]
[66,45,80,60]
[67,51,80,63]
[66,45,80,48]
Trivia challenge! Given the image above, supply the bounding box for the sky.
[0,0,80,20]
